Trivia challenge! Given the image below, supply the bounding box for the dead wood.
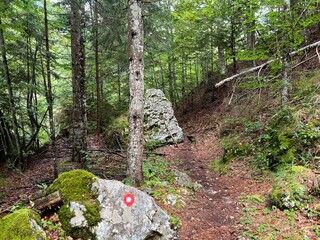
[215,40,320,88]
[33,190,63,212]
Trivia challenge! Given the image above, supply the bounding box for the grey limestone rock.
[144,89,184,145]
[91,179,174,240]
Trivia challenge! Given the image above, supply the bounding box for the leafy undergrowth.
[211,70,320,239]
[240,194,320,239]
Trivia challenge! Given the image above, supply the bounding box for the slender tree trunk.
[127,0,144,186]
[0,18,23,167]
[195,59,199,86]
[168,56,175,105]
[181,47,186,98]
[94,1,102,134]
[218,45,227,77]
[158,54,165,93]
[70,0,87,164]
[117,64,121,107]
[44,0,55,141]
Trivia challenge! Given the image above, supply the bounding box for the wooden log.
[34,191,63,212]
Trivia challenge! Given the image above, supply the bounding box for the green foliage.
[143,156,171,188]
[170,216,182,230]
[41,219,60,231]
[104,112,128,150]
[270,166,313,210]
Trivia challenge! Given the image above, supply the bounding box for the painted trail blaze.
[123,193,135,207]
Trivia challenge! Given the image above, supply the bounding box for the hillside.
[0,63,319,239]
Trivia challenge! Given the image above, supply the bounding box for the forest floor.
[1,75,320,239]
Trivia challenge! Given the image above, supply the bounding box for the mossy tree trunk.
[127,0,144,186]
[71,0,87,164]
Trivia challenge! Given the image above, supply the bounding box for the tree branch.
[215,40,320,88]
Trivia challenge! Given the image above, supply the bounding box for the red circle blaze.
[123,193,135,207]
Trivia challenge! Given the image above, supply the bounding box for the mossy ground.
[270,166,315,210]
[0,209,45,240]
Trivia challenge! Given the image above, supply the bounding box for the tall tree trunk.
[168,56,175,105]
[181,47,186,99]
[127,0,144,186]
[158,54,165,93]
[0,18,23,167]
[117,64,121,107]
[281,57,290,105]
[218,45,227,76]
[44,0,55,141]
[94,0,102,134]
[70,0,87,164]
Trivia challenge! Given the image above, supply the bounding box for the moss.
[59,204,75,234]
[47,170,98,202]
[83,200,101,227]
[59,204,97,239]
[291,165,311,174]
[47,170,100,239]
[0,209,46,240]
[104,112,129,149]
[270,166,313,210]
[209,158,231,175]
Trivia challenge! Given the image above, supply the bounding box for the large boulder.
[144,89,184,146]
[0,209,46,240]
[92,179,174,240]
[47,170,174,240]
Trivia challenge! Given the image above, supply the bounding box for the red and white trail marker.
[123,193,135,207]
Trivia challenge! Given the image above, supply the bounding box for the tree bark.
[44,0,55,141]
[218,45,227,76]
[94,0,102,134]
[127,0,144,186]
[70,0,87,164]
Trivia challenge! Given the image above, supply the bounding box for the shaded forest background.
[1,0,320,169]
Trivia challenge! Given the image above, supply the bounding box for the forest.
[0,0,320,239]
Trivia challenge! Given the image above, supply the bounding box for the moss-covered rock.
[46,170,100,239]
[104,112,129,149]
[270,166,315,210]
[0,209,46,240]
[47,169,98,201]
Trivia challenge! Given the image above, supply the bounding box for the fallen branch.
[34,191,63,212]
[215,60,274,88]
[215,40,320,88]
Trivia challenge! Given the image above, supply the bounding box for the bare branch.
[215,40,320,88]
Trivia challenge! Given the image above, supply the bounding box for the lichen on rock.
[144,88,184,147]
[0,209,46,240]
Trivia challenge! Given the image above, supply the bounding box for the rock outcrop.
[47,170,174,240]
[92,179,174,240]
[144,89,184,145]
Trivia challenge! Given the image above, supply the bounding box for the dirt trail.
[0,126,269,239]
[159,130,268,240]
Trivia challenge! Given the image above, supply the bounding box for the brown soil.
[157,102,272,239]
